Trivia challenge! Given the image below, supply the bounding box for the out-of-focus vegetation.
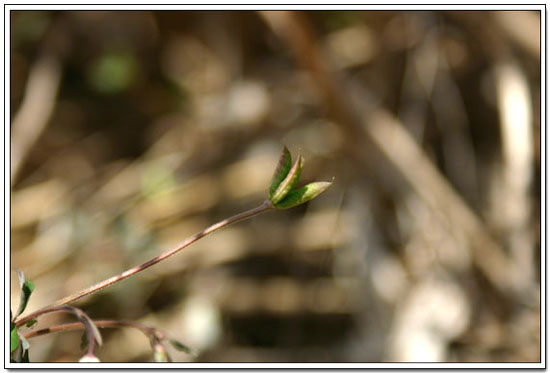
[10,10,540,363]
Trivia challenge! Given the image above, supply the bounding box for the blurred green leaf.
[15,268,35,317]
[169,339,195,356]
[24,319,37,328]
[11,323,19,353]
[88,51,138,94]
[314,11,364,31]
[269,146,292,199]
[270,154,303,205]
[12,11,51,47]
[274,180,333,209]
[140,163,176,198]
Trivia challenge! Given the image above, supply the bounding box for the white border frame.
[4,2,545,369]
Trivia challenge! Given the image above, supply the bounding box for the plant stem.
[24,319,160,340]
[16,200,273,327]
[16,305,101,357]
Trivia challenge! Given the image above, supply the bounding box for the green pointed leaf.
[269,146,292,199]
[10,312,20,358]
[25,319,37,328]
[11,325,20,353]
[169,339,195,356]
[274,180,333,209]
[270,154,303,205]
[14,268,35,317]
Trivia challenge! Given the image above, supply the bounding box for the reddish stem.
[24,319,160,340]
[16,200,273,327]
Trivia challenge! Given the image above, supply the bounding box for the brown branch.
[16,200,273,327]
[18,305,101,358]
[24,319,161,340]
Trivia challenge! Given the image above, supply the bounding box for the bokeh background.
[10,10,541,363]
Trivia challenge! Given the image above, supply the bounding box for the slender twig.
[24,318,185,361]
[18,305,101,359]
[16,200,273,327]
[24,319,161,340]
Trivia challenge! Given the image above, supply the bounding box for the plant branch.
[16,200,273,327]
[16,305,101,358]
[24,319,161,340]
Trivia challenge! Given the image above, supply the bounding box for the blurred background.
[10,10,541,363]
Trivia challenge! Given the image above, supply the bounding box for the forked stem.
[24,319,160,340]
[16,200,273,327]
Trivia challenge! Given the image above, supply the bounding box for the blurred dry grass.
[10,10,540,363]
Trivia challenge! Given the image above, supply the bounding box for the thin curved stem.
[24,319,161,340]
[18,305,101,358]
[16,200,273,327]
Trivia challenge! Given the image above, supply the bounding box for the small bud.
[270,154,303,205]
[267,147,332,209]
[269,146,292,199]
